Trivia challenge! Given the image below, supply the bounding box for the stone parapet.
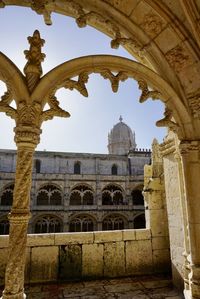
[0,229,170,284]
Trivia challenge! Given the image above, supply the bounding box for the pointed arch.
[32,55,192,139]
[0,52,30,104]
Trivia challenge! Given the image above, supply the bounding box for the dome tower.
[108,116,136,155]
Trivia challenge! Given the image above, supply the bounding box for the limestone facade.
[0,120,150,235]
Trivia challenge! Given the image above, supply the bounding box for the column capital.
[14,126,41,148]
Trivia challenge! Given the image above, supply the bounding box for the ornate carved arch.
[31,55,191,139]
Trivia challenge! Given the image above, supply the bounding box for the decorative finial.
[24,30,46,92]
[119,115,123,122]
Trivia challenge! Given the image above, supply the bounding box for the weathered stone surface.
[0,248,7,286]
[27,233,55,246]
[125,240,153,275]
[135,229,151,240]
[122,229,136,241]
[59,244,82,280]
[153,249,171,272]
[94,231,122,243]
[104,242,125,277]
[55,232,94,245]
[30,246,58,282]
[82,243,103,278]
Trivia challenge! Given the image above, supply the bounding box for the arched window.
[36,184,62,206]
[102,215,126,231]
[131,189,144,206]
[134,213,146,229]
[0,219,9,235]
[34,215,62,233]
[69,185,94,205]
[35,159,41,173]
[69,215,95,232]
[111,164,118,175]
[102,184,124,205]
[74,161,81,174]
[0,184,14,206]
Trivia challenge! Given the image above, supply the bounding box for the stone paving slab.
[0,275,184,299]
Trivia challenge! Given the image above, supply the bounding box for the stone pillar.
[1,126,40,299]
[143,138,170,273]
[174,151,190,295]
[97,221,102,231]
[179,141,200,299]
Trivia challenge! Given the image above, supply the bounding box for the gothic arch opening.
[69,214,97,232]
[34,214,63,233]
[0,183,14,206]
[36,184,62,206]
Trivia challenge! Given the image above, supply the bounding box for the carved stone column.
[1,126,41,299]
[0,30,70,299]
[179,140,200,299]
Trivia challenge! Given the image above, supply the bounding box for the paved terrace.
[1,275,184,299]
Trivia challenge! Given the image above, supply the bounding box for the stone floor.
[20,275,184,299]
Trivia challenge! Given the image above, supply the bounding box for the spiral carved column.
[1,127,40,299]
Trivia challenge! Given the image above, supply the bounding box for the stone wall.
[0,149,150,176]
[0,229,170,285]
[160,135,186,291]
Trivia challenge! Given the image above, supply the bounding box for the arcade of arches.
[0,1,200,299]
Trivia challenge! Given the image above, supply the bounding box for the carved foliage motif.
[99,70,128,92]
[141,13,165,38]
[0,83,16,120]
[24,30,46,92]
[156,108,179,134]
[31,0,52,25]
[137,79,161,103]
[42,95,70,122]
[188,94,200,118]
[165,45,190,72]
[111,37,145,57]
[64,72,89,97]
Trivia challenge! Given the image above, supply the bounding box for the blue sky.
[0,6,166,153]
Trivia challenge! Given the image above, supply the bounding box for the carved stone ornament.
[156,108,180,133]
[137,79,161,103]
[64,72,89,97]
[141,13,165,38]
[0,83,16,120]
[76,10,120,38]
[24,30,46,92]
[99,70,128,92]
[111,37,145,57]
[188,94,200,118]
[152,138,162,163]
[42,95,70,122]
[159,138,176,156]
[165,45,190,72]
[179,140,200,154]
[31,0,52,25]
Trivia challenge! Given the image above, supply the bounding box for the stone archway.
[0,2,200,299]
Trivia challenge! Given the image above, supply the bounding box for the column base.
[0,290,26,299]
